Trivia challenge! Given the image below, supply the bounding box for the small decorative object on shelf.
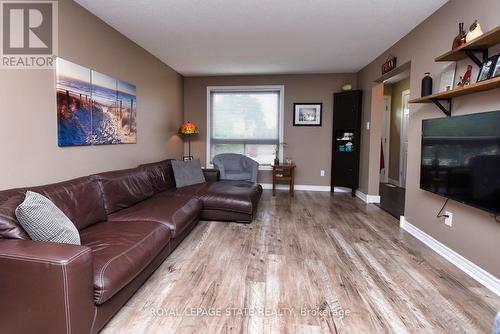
[492,56,500,78]
[457,65,473,87]
[452,22,467,49]
[477,55,498,82]
[421,72,433,97]
[466,20,484,42]
[341,84,352,91]
[438,63,456,92]
[336,131,354,152]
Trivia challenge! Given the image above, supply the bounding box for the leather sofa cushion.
[0,176,106,239]
[31,177,107,230]
[80,220,171,305]
[0,192,30,239]
[108,194,202,238]
[95,168,155,214]
[199,181,262,214]
[139,159,175,193]
[167,180,262,215]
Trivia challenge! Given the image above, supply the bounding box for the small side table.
[272,164,296,197]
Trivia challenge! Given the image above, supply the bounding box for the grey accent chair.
[213,153,259,183]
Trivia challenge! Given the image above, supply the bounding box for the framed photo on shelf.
[293,103,322,126]
[477,55,498,82]
[491,55,500,78]
[438,63,456,92]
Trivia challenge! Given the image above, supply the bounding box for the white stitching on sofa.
[0,248,91,265]
[96,228,161,304]
[62,263,71,334]
[89,306,98,334]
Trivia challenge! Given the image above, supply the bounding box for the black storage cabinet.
[331,90,362,196]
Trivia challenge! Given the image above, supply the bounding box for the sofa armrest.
[0,239,95,334]
[203,168,220,182]
[247,159,259,183]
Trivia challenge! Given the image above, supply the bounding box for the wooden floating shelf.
[410,76,500,104]
[435,25,500,62]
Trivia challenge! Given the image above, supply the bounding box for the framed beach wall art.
[55,58,137,146]
[56,58,92,146]
[293,103,322,126]
[117,80,137,143]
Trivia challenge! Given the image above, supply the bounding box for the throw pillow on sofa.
[15,191,81,245]
[171,159,206,188]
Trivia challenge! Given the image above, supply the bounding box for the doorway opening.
[379,70,410,218]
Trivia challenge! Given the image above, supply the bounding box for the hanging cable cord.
[436,198,450,218]
[438,198,499,223]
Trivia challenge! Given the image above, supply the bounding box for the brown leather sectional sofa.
[0,159,262,334]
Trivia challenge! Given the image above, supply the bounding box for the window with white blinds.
[207,86,283,166]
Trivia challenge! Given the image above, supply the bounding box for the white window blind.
[208,88,282,165]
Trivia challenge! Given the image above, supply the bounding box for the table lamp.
[178,121,199,160]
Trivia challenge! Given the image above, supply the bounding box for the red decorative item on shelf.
[452,22,467,49]
[458,65,473,88]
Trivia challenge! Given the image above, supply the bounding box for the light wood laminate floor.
[102,191,499,334]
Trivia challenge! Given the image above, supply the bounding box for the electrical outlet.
[366,122,370,130]
[320,170,325,177]
[444,211,453,227]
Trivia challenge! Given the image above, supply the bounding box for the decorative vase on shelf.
[274,158,280,165]
[452,22,467,49]
[466,20,483,42]
[421,73,433,97]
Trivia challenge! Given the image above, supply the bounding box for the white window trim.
[206,85,284,171]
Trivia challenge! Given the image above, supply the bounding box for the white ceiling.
[75,0,447,76]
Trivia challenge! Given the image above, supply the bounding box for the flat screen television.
[420,110,500,215]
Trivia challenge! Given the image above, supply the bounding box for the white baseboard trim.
[260,184,333,192]
[355,190,380,204]
[400,216,500,296]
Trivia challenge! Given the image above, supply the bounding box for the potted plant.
[274,142,287,165]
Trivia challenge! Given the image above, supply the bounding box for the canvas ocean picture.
[56,58,92,146]
[117,80,137,143]
[56,58,137,146]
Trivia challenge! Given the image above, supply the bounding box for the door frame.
[399,89,410,188]
[380,95,391,183]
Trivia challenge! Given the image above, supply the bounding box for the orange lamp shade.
[178,121,199,135]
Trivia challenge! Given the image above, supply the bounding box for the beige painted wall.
[184,74,357,186]
[357,0,500,276]
[0,0,184,190]
[388,76,410,182]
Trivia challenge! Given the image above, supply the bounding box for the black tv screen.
[420,110,500,215]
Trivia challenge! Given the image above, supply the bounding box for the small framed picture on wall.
[293,103,322,126]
